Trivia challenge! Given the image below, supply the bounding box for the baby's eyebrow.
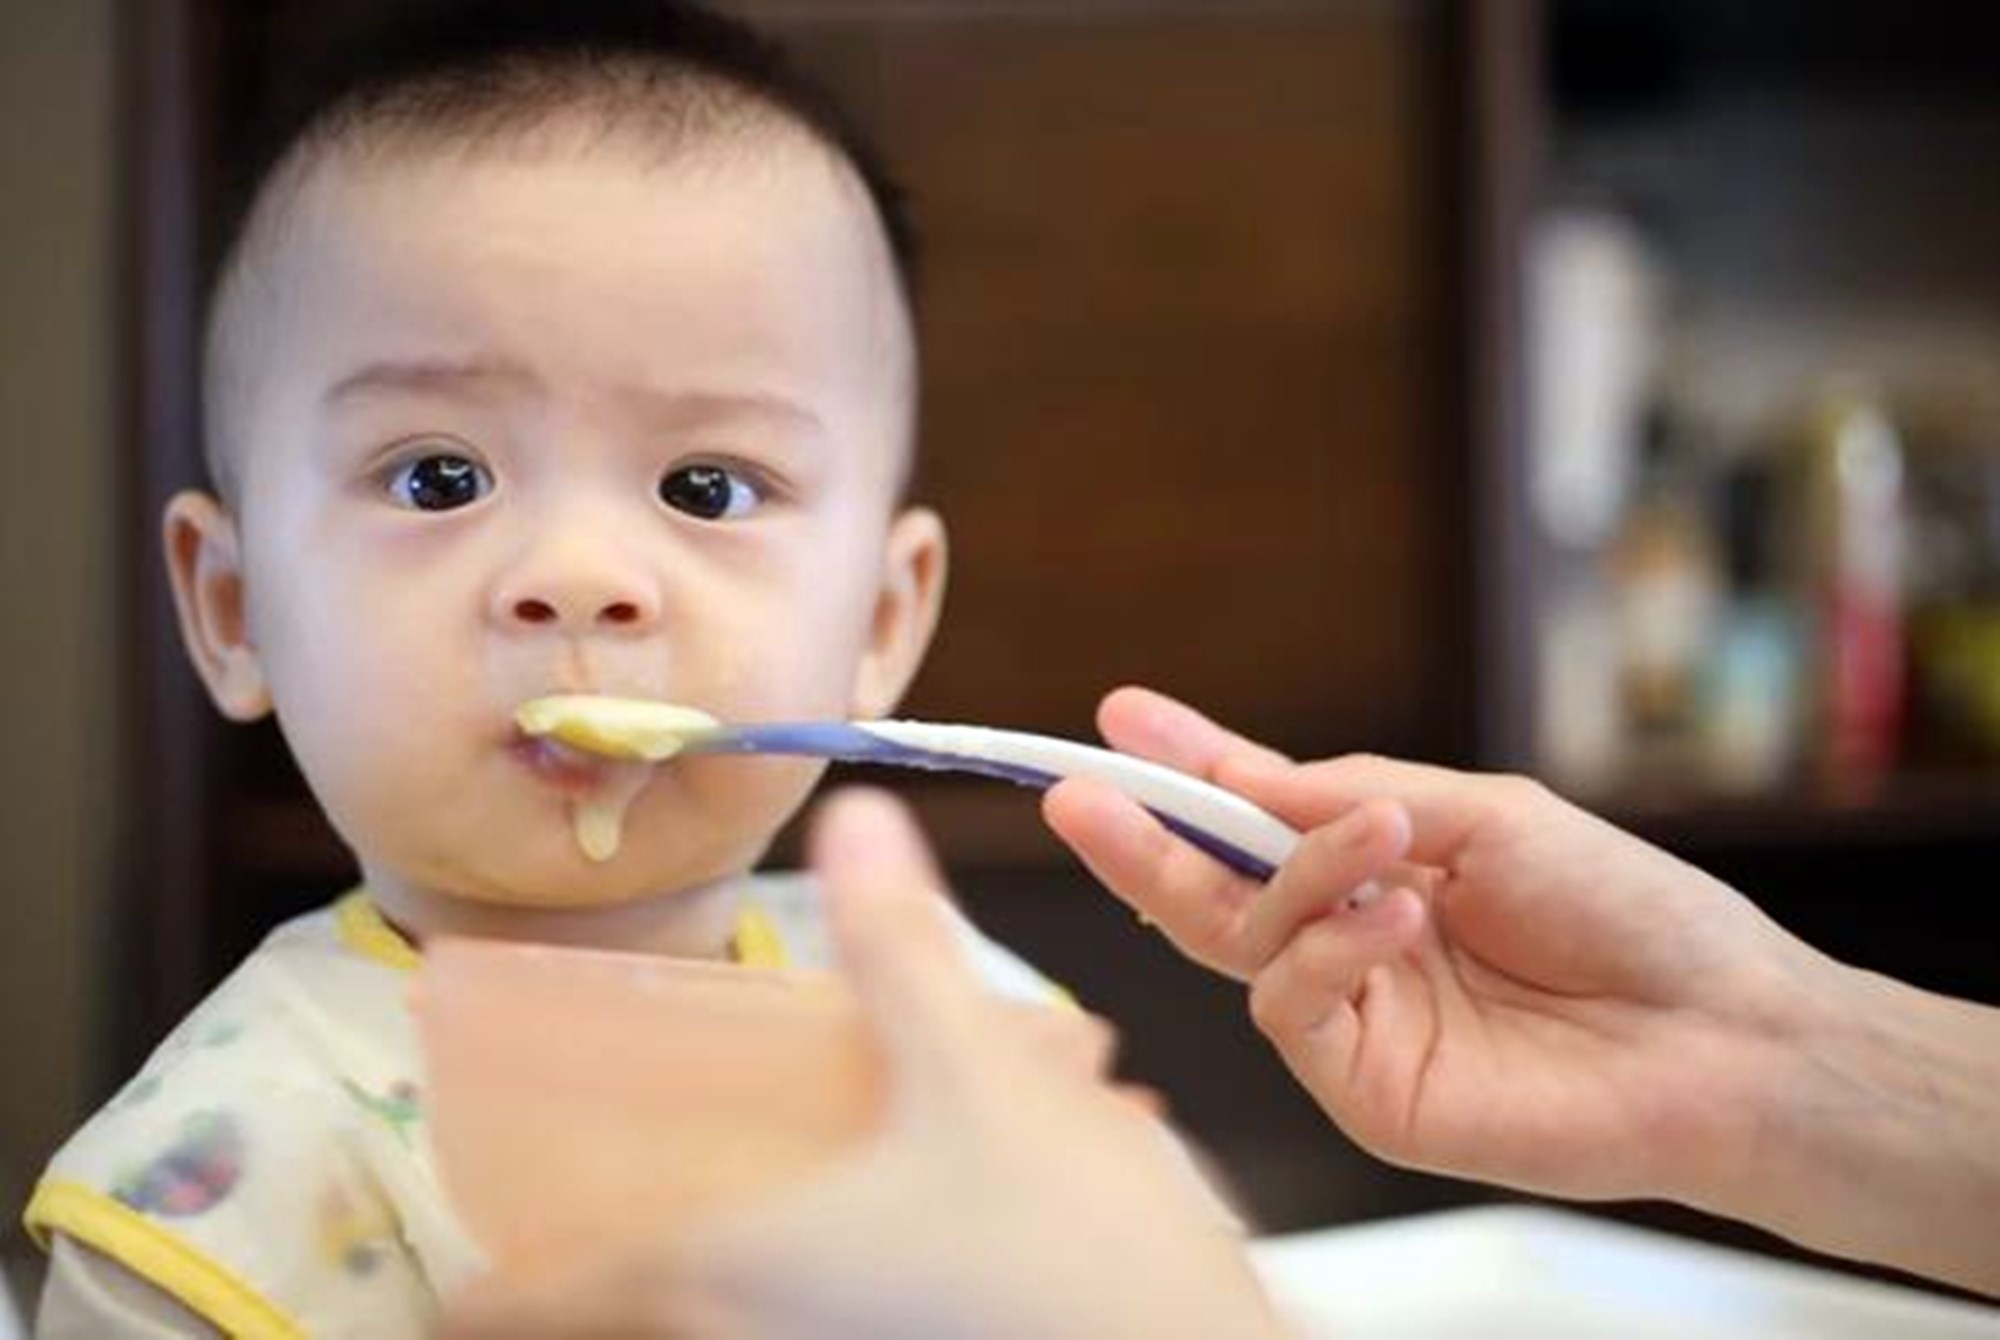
[320,357,825,439]
[322,355,536,407]
[619,385,826,440]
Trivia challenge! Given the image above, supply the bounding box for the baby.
[23,3,1069,1333]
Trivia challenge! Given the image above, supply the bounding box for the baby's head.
[165,1,946,920]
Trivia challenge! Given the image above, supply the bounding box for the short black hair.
[216,0,918,303]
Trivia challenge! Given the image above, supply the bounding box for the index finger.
[1217,753,1504,870]
[1096,686,1292,783]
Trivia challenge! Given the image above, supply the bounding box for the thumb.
[807,788,995,1102]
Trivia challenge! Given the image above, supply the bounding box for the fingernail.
[1342,879,1385,914]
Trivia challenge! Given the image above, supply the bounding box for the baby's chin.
[343,762,821,912]
[433,835,769,910]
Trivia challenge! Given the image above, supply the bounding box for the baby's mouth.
[511,733,626,791]
[513,693,720,762]
[509,693,724,863]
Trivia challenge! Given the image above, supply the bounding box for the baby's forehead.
[208,122,915,493]
[276,112,881,279]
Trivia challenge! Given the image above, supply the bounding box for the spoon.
[516,695,1299,881]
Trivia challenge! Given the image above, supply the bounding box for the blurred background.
[5,0,1999,1303]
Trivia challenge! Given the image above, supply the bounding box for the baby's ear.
[163,491,272,721]
[850,507,947,719]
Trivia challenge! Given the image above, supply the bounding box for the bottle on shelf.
[1789,386,1910,789]
[1902,388,2000,769]
[1603,399,1722,789]
[1699,459,1802,794]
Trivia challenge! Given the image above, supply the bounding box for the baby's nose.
[491,541,660,634]
[509,592,647,629]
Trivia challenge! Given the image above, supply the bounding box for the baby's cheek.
[294,743,418,871]
[277,674,470,854]
[696,649,754,711]
[687,583,877,719]
[718,750,823,805]
[698,655,853,725]
[673,754,825,844]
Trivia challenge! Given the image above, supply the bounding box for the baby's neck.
[363,875,744,962]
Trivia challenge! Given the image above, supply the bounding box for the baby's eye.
[387,452,492,512]
[658,464,761,521]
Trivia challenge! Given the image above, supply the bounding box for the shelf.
[1553,0,2000,107]
[1585,770,2000,851]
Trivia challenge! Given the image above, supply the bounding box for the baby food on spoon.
[515,694,720,761]
[515,695,722,862]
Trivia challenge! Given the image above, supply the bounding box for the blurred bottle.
[1700,460,1801,793]
[1791,387,1909,785]
[1526,207,1670,795]
[1606,401,1721,780]
[1903,391,2000,766]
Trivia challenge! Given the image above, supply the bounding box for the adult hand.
[1045,687,2000,1294]
[442,787,1285,1337]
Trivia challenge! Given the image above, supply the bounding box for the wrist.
[1707,956,2000,1293]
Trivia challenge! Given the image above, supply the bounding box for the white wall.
[0,0,120,1215]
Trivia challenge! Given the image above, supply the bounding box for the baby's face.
[205,134,934,909]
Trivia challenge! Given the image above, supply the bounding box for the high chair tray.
[1248,1204,1998,1338]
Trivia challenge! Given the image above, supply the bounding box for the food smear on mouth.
[514,696,721,863]
[569,756,654,864]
